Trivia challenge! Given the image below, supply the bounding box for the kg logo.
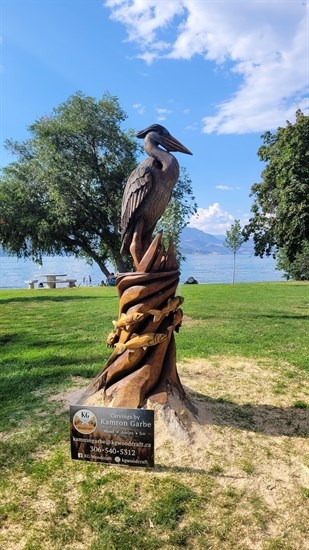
[73,409,97,434]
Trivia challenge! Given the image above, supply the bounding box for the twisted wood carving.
[84,125,192,408]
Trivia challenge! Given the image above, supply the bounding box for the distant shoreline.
[0,253,284,289]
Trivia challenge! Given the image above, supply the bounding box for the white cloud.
[133,103,146,114]
[216,185,234,191]
[189,203,234,234]
[185,122,198,131]
[105,0,185,46]
[105,0,308,134]
[155,107,172,120]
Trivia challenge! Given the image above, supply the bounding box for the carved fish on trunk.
[112,312,145,331]
[106,330,119,347]
[149,296,184,322]
[114,332,167,355]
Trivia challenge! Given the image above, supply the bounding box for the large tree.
[0,92,195,276]
[243,110,309,273]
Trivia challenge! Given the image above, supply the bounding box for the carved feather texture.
[120,127,184,257]
[121,162,153,252]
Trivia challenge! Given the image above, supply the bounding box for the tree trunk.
[80,233,191,414]
[233,251,236,285]
[113,251,130,274]
[64,236,112,278]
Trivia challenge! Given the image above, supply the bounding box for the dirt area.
[151,357,309,548]
[50,357,309,543]
[2,357,308,550]
[58,355,308,472]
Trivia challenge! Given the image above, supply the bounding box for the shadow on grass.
[0,333,109,350]
[187,389,308,438]
[255,313,309,320]
[154,464,210,474]
[0,333,67,347]
[0,356,103,409]
[154,463,253,476]
[0,294,114,304]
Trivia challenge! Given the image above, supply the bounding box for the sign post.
[70,406,154,468]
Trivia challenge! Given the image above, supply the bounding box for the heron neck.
[144,135,170,169]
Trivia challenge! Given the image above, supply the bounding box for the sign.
[70,406,154,468]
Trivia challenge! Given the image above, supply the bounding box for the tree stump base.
[80,233,190,411]
[78,380,198,444]
[76,232,200,444]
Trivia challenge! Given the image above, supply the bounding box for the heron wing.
[121,162,153,239]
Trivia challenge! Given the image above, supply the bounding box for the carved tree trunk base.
[80,381,198,444]
[79,233,191,420]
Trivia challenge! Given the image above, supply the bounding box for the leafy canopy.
[157,167,197,264]
[0,91,196,276]
[225,219,244,255]
[225,219,244,284]
[243,110,309,269]
[276,243,309,281]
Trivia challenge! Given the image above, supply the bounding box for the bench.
[25,279,38,289]
[66,279,77,288]
[44,279,77,288]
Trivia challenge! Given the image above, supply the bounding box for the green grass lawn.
[0,282,308,549]
[179,282,309,368]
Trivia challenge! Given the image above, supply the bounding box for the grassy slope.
[0,283,308,549]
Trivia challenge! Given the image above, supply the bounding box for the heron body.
[121,124,192,267]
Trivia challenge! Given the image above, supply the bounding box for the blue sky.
[1,0,308,234]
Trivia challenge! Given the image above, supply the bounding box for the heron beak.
[161,134,193,155]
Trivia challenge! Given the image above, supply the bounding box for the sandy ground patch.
[150,357,309,549]
[1,356,308,550]
[47,376,90,410]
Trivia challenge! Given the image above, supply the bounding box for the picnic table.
[24,279,38,289]
[33,274,77,289]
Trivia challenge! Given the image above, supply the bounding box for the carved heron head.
[135,124,192,155]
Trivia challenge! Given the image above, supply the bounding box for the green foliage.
[225,219,244,284]
[276,241,309,281]
[225,219,244,254]
[0,92,196,275]
[157,167,197,264]
[0,92,138,276]
[244,110,309,265]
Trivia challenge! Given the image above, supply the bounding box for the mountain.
[180,227,254,255]
[1,229,254,258]
[180,227,227,254]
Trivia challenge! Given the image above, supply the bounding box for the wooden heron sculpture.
[120,124,192,268]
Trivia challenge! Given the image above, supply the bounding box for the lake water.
[0,253,284,289]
